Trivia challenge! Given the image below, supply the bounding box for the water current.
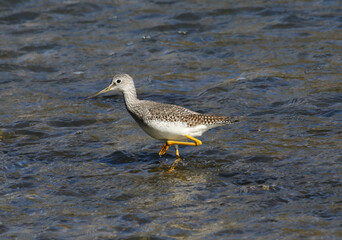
[0,0,341,239]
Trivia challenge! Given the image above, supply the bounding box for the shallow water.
[1,0,341,239]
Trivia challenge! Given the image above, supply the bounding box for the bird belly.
[136,120,208,141]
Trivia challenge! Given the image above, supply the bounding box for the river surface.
[0,0,341,239]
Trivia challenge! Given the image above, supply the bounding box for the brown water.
[1,0,341,239]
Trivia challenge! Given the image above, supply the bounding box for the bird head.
[87,74,134,98]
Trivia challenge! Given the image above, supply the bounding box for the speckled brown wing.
[184,114,241,127]
[140,100,240,127]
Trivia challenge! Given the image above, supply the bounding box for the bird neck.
[122,87,139,110]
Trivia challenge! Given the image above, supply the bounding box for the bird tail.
[224,116,243,124]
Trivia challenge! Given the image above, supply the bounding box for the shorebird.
[88,74,240,171]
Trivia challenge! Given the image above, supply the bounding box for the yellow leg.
[158,135,202,157]
[175,145,180,159]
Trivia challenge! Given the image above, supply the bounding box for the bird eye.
[116,79,121,84]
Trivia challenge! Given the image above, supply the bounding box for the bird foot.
[159,143,170,156]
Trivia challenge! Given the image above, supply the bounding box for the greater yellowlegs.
[88,74,240,169]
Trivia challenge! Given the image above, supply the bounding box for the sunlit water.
[0,0,341,239]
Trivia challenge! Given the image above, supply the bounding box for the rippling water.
[1,0,341,239]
